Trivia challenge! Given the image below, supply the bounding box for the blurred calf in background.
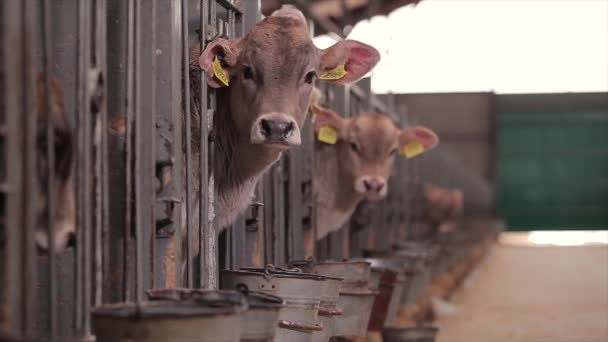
[423,182,463,236]
[34,73,75,254]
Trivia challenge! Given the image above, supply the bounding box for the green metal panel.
[498,109,608,230]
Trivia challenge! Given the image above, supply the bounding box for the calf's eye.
[390,148,398,156]
[243,66,254,80]
[305,71,316,84]
[350,142,359,152]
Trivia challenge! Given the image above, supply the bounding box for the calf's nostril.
[260,119,272,137]
[283,122,294,138]
[363,180,373,191]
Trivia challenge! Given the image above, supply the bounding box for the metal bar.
[94,0,108,312]
[81,0,94,335]
[2,0,36,336]
[125,0,135,302]
[198,0,209,287]
[181,0,194,288]
[98,0,111,308]
[206,0,219,289]
[133,0,157,301]
[40,0,58,337]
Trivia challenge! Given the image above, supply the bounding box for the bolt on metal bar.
[39,0,58,337]
[181,0,194,289]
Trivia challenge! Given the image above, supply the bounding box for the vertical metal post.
[124,0,135,303]
[94,0,109,313]
[39,0,58,337]
[198,0,210,287]
[206,0,219,288]
[181,0,193,289]
[133,0,157,301]
[2,0,36,337]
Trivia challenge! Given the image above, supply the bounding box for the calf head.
[424,183,463,213]
[34,74,75,254]
[198,5,380,151]
[424,183,464,233]
[312,105,439,200]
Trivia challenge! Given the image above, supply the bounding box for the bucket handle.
[278,320,323,332]
[318,308,343,316]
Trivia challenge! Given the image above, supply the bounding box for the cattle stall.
[0,1,496,341]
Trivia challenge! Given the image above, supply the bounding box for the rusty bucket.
[382,326,439,342]
[290,260,377,338]
[222,265,326,342]
[92,290,246,342]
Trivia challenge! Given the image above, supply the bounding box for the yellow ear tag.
[319,64,347,81]
[318,126,338,144]
[401,140,425,158]
[212,57,230,87]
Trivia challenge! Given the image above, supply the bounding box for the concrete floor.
[436,241,608,342]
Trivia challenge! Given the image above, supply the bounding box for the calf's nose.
[363,178,385,193]
[260,119,294,140]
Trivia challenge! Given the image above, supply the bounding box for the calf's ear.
[399,126,439,151]
[310,104,349,139]
[199,38,241,88]
[318,40,380,85]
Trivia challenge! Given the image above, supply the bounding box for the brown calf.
[33,73,75,254]
[188,5,381,232]
[423,182,463,235]
[310,103,439,240]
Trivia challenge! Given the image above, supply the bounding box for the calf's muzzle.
[251,113,301,147]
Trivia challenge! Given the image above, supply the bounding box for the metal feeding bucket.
[239,291,284,342]
[290,260,377,338]
[362,249,421,308]
[222,265,326,342]
[92,291,246,342]
[382,326,439,342]
[311,274,343,342]
[396,244,440,305]
[363,258,401,332]
[147,287,284,342]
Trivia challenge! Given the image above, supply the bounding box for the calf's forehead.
[352,114,399,147]
[243,17,318,71]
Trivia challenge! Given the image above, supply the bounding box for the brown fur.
[34,73,75,254]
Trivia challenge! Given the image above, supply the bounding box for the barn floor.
[436,233,608,342]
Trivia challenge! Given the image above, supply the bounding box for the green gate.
[497,93,608,230]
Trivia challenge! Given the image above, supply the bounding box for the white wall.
[315,0,608,94]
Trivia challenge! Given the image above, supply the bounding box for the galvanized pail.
[92,291,246,342]
[290,260,377,337]
[222,265,326,342]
